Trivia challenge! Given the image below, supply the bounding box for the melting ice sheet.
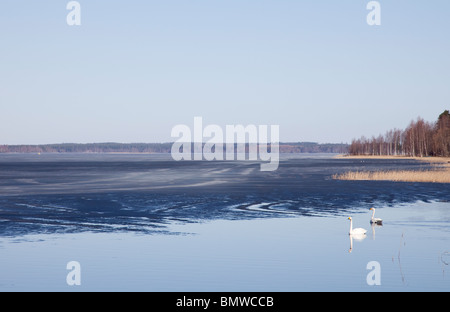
[0,153,448,237]
[0,154,449,291]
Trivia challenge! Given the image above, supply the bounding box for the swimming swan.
[369,208,383,224]
[348,217,367,235]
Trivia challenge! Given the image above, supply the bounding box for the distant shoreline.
[334,155,450,183]
[0,142,349,154]
[335,154,450,162]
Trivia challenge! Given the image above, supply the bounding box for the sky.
[1,0,450,144]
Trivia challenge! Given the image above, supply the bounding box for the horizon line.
[0,141,350,146]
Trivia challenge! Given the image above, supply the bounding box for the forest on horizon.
[0,142,348,154]
[3,110,449,158]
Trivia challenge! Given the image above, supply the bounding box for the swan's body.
[370,208,383,224]
[348,217,367,235]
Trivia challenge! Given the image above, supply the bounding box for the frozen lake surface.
[0,154,449,291]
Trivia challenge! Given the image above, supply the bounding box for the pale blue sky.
[1,0,449,144]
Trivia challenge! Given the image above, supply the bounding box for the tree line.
[0,142,349,154]
[349,110,450,157]
[0,143,174,154]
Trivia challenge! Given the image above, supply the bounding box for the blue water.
[0,154,449,291]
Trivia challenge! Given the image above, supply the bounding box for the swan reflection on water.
[370,220,383,239]
[348,233,366,253]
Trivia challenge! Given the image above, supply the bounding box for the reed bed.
[333,156,450,183]
[333,168,450,183]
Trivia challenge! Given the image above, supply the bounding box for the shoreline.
[334,154,450,163]
[333,155,450,183]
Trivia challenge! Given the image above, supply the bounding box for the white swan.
[370,207,383,224]
[348,217,367,235]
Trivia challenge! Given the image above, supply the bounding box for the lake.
[0,154,449,291]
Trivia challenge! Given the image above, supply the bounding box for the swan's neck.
[349,219,353,233]
[371,209,375,219]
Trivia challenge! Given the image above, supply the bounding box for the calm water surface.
[0,154,449,291]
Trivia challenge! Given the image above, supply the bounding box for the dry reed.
[333,156,450,183]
